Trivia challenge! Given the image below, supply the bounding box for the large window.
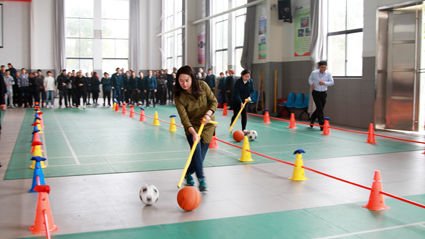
[65,0,94,73]
[65,0,129,74]
[102,0,129,73]
[212,0,246,76]
[327,0,363,77]
[162,0,183,71]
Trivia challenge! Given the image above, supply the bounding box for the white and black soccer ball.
[247,130,258,141]
[139,184,159,205]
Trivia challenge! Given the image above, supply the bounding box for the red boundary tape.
[127,109,425,209]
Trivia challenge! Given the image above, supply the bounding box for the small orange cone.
[365,123,378,143]
[115,103,120,112]
[122,103,127,115]
[30,141,43,153]
[287,113,297,129]
[30,185,59,234]
[322,117,331,135]
[263,109,271,124]
[363,170,390,211]
[129,105,135,117]
[209,127,219,149]
[223,103,228,115]
[36,112,44,128]
[139,108,146,121]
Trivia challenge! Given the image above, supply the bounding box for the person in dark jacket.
[111,68,123,106]
[82,72,91,108]
[129,71,138,105]
[230,69,254,132]
[7,63,18,108]
[28,72,37,107]
[144,70,157,108]
[123,71,131,104]
[225,69,236,110]
[204,69,216,93]
[167,72,176,104]
[34,70,46,107]
[69,72,77,107]
[73,71,84,109]
[137,71,145,105]
[101,72,112,107]
[57,69,69,108]
[91,72,100,106]
[217,72,226,106]
[156,70,167,105]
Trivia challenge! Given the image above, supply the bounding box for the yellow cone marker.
[169,115,177,131]
[238,136,254,162]
[153,111,160,126]
[30,145,46,169]
[289,149,308,181]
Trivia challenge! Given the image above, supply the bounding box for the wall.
[0,1,31,69]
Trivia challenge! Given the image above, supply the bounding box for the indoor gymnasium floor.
[1,103,425,239]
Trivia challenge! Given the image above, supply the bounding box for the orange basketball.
[177,186,202,211]
[233,130,245,142]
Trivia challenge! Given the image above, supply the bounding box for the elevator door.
[386,10,420,131]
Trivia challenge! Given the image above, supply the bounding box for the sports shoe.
[199,178,208,192]
[77,106,81,109]
[185,174,195,186]
[83,105,86,109]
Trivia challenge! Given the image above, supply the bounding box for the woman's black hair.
[174,65,202,99]
[241,69,251,76]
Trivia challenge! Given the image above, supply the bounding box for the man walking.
[308,61,334,131]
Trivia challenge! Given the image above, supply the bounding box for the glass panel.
[235,0,246,15]
[80,59,93,73]
[328,0,346,32]
[216,51,228,76]
[80,19,94,38]
[102,59,128,75]
[328,34,346,76]
[235,48,243,76]
[177,56,183,69]
[235,15,245,47]
[166,36,174,57]
[102,39,115,58]
[177,32,183,55]
[102,20,129,38]
[347,0,364,30]
[65,0,81,18]
[66,39,80,57]
[167,16,173,31]
[166,58,173,72]
[65,19,80,37]
[79,0,94,18]
[66,59,80,72]
[80,39,93,57]
[175,0,182,12]
[102,0,129,19]
[346,32,363,76]
[176,11,183,28]
[115,40,129,58]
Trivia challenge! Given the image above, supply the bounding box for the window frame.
[327,0,363,78]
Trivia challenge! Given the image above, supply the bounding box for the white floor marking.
[51,110,80,164]
[315,221,425,239]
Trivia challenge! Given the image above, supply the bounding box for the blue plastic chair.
[287,93,304,108]
[295,93,310,120]
[279,92,295,107]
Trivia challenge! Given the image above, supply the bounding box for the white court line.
[51,110,80,164]
[315,221,425,239]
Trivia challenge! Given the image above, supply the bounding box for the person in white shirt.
[4,70,15,108]
[44,71,56,108]
[308,61,334,131]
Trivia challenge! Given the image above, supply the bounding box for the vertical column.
[93,0,102,75]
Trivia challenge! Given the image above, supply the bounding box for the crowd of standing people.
[0,63,241,111]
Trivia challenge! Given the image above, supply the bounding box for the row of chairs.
[278,92,310,120]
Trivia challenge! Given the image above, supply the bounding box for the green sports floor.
[1,105,425,239]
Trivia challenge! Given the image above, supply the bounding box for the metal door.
[386,10,420,131]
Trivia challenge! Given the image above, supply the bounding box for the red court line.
[128,110,425,209]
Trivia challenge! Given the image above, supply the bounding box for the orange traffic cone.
[365,123,378,143]
[263,109,271,124]
[139,108,146,121]
[287,113,297,129]
[122,103,127,115]
[115,103,120,112]
[30,185,59,234]
[36,112,44,128]
[209,127,219,149]
[363,170,390,211]
[322,117,331,135]
[30,141,43,153]
[129,105,135,117]
[223,103,228,116]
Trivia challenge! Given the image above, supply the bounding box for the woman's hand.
[241,103,244,109]
[202,114,211,125]
[192,132,200,143]
[246,97,251,102]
